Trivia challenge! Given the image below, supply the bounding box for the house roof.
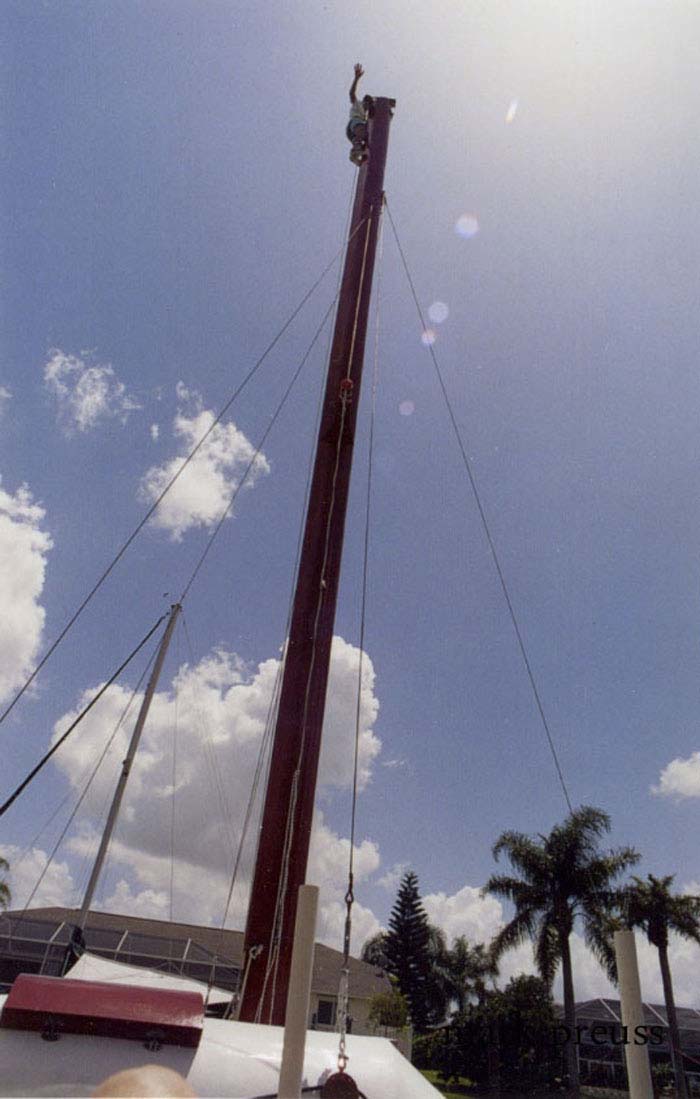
[0,907,390,1001]
[557,997,700,1033]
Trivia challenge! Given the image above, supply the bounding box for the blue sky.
[3,0,700,1003]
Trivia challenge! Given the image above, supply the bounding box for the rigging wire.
[256,206,376,1025]
[178,292,341,605]
[384,200,574,815]
[337,198,386,1073]
[5,249,345,941]
[15,643,158,921]
[185,608,280,1011]
[169,622,181,926]
[179,614,239,867]
[202,244,352,1009]
[1,259,341,831]
[176,295,347,990]
[192,176,359,1007]
[222,189,357,1015]
[349,201,384,871]
[0,218,371,733]
[0,613,168,819]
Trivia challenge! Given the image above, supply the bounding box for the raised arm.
[349,62,364,104]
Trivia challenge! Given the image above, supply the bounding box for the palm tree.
[424,925,451,1027]
[0,857,10,911]
[445,936,498,1014]
[484,806,639,1097]
[621,874,700,1099]
[361,930,390,971]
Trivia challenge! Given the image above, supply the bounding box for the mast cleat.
[339,378,354,403]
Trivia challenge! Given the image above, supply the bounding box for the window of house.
[316,998,336,1026]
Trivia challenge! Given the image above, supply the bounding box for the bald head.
[93,1064,196,1097]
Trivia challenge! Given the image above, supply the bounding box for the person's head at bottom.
[93,1064,196,1097]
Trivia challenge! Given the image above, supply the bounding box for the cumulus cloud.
[422,880,700,1007]
[309,812,381,951]
[48,636,381,950]
[424,884,506,945]
[0,479,52,705]
[138,385,269,540]
[103,879,170,920]
[44,349,140,434]
[150,423,159,441]
[0,386,11,416]
[0,844,75,910]
[652,752,700,798]
[377,862,410,892]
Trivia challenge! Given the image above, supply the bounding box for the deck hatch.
[0,973,204,1047]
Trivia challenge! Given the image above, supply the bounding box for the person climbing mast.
[347,63,371,166]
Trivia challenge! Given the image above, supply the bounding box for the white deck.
[0,991,441,1098]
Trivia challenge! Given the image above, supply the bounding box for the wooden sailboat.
[0,91,443,1098]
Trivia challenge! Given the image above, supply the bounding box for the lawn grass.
[419,1069,474,1097]
[420,1072,629,1099]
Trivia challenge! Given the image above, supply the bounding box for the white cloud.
[0,387,11,415]
[319,898,381,957]
[102,879,170,920]
[150,423,159,442]
[424,884,505,945]
[47,636,381,951]
[0,844,75,910]
[44,349,140,434]
[138,387,269,540]
[309,812,381,952]
[377,862,410,892]
[0,479,52,705]
[422,881,700,1007]
[652,751,700,798]
[422,881,539,990]
[317,637,381,790]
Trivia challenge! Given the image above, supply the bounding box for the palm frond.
[583,909,619,984]
[492,832,548,883]
[534,922,560,986]
[483,874,545,909]
[490,909,538,961]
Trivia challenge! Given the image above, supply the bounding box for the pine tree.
[384,870,432,1032]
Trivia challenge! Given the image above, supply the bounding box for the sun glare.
[455,214,479,239]
[428,301,449,324]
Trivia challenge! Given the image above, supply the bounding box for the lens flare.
[428,301,449,325]
[455,214,479,239]
[506,99,518,124]
[421,329,436,347]
[399,400,415,417]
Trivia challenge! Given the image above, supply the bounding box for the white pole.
[76,605,182,932]
[277,884,319,1099]
[614,929,653,1099]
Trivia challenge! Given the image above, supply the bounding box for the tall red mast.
[239,94,395,1025]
